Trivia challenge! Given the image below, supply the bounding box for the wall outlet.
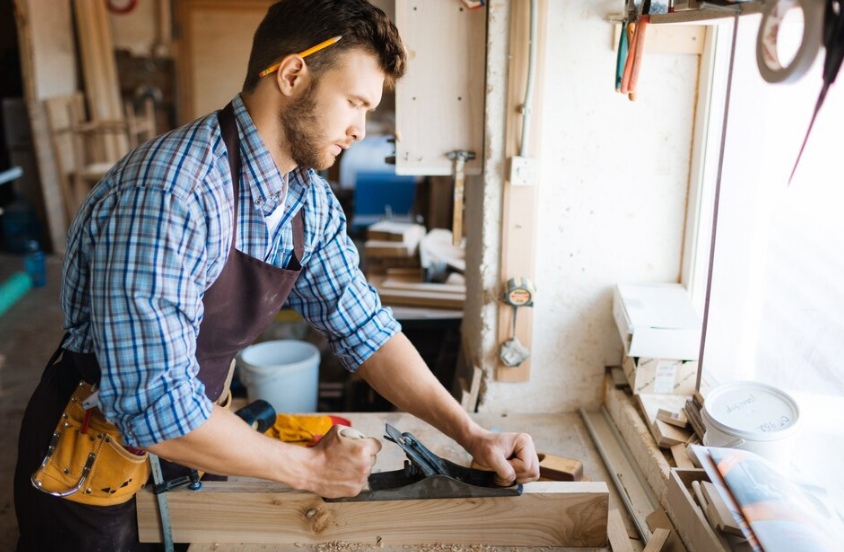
[508,155,538,186]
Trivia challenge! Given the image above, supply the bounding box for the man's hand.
[468,430,540,486]
[294,425,382,499]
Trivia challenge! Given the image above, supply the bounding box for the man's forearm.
[145,405,310,482]
[356,332,485,451]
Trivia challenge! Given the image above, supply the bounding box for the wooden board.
[495,0,549,382]
[73,0,128,161]
[154,411,616,550]
[13,0,77,252]
[607,508,635,552]
[137,479,608,547]
[175,0,273,123]
[394,0,484,176]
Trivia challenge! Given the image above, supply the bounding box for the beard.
[280,81,334,171]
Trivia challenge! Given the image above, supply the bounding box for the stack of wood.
[363,221,426,276]
[635,394,699,469]
[371,268,465,310]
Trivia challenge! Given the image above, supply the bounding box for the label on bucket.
[707,383,798,435]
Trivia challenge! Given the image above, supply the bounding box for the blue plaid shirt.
[61,95,399,447]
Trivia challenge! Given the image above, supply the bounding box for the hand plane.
[327,423,523,502]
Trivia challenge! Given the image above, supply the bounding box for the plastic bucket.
[236,340,320,413]
[702,380,801,466]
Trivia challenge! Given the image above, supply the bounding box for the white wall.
[105,0,701,413]
[476,0,700,413]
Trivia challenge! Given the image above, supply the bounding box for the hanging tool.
[499,277,535,367]
[790,0,844,183]
[615,8,631,92]
[621,0,652,99]
[447,150,476,246]
[327,424,523,502]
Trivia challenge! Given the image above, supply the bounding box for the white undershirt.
[264,175,288,236]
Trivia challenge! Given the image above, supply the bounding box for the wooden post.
[496,0,549,382]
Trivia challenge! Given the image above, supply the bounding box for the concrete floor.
[0,253,65,550]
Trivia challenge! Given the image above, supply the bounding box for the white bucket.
[236,340,320,413]
[702,380,801,466]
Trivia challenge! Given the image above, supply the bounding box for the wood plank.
[137,480,608,547]
[73,0,128,160]
[495,0,548,382]
[646,508,689,552]
[607,508,635,552]
[644,527,671,552]
[657,408,689,428]
[671,444,695,469]
[380,278,466,295]
[651,419,692,448]
[700,481,743,536]
[13,0,77,252]
[175,0,273,124]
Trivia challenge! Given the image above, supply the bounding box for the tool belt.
[30,380,150,506]
[31,356,236,506]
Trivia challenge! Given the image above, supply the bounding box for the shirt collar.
[230,94,312,216]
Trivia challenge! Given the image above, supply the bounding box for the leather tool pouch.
[30,380,150,506]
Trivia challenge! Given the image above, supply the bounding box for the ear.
[274,55,311,97]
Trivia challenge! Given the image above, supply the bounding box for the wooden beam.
[495,0,549,382]
[12,0,76,252]
[137,480,609,547]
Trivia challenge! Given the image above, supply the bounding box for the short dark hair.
[242,0,406,93]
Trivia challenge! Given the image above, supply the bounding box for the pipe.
[519,0,539,157]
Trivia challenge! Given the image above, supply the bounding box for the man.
[15,1,539,550]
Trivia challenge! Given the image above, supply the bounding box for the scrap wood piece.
[700,481,743,536]
[607,508,635,552]
[643,527,671,552]
[538,453,583,482]
[670,444,694,469]
[645,508,688,552]
[651,419,691,449]
[137,480,609,547]
[656,408,688,428]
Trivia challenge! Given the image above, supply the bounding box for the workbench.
[135,411,628,551]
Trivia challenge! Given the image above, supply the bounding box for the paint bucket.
[702,381,801,466]
[236,340,320,413]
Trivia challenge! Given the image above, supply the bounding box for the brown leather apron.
[14,102,305,552]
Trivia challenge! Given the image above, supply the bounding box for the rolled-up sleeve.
[286,184,400,371]
[87,185,213,447]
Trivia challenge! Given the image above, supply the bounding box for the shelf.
[650,1,763,25]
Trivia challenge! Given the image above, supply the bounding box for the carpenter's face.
[281,49,384,170]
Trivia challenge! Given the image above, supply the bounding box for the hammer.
[446,150,476,246]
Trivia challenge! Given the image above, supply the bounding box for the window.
[687,13,844,512]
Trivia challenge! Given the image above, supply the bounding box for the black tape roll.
[234,400,277,434]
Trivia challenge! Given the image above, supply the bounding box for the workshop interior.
[1,0,843,550]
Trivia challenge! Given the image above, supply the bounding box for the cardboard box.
[666,469,730,552]
[623,354,697,395]
[613,283,701,360]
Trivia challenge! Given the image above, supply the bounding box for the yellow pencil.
[258,35,343,78]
